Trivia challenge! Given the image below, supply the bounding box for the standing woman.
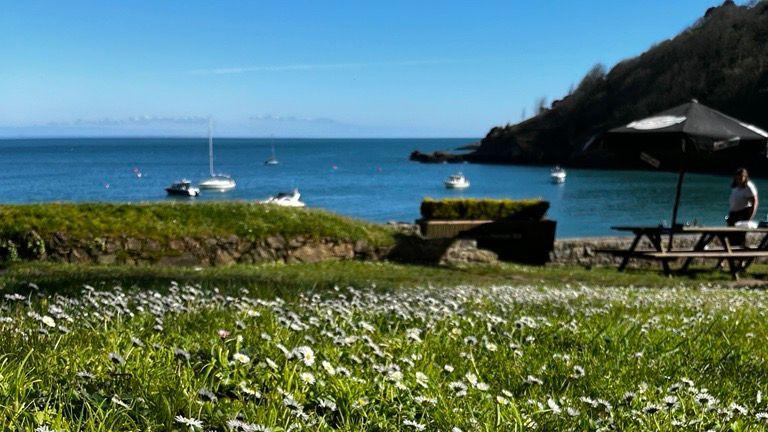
[727,168,759,245]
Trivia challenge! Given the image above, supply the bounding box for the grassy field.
[2,262,768,430]
[0,202,395,246]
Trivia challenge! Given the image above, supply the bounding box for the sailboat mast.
[208,118,214,176]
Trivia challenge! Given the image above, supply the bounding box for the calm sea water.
[0,138,761,238]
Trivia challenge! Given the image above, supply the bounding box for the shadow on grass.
[2,260,767,299]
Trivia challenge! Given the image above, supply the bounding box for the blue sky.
[0,0,743,138]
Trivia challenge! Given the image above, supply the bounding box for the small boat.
[550,166,566,184]
[265,138,279,165]
[198,175,236,191]
[444,173,470,189]
[198,119,236,191]
[259,188,306,207]
[165,180,200,197]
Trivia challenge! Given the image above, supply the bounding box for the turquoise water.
[0,138,759,237]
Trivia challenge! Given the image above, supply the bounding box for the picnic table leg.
[680,233,714,273]
[714,234,729,270]
[720,235,742,279]
[726,258,741,280]
[648,233,671,275]
[742,232,768,270]
[757,232,768,250]
[618,234,643,272]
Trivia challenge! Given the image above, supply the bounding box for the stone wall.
[551,235,767,268]
[0,229,501,268]
[0,231,388,267]
[2,228,758,269]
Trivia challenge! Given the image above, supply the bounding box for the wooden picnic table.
[598,225,768,279]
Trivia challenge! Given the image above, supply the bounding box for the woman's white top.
[729,180,758,212]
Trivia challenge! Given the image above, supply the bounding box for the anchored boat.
[259,188,306,207]
[550,166,566,184]
[198,119,236,191]
[265,138,279,165]
[444,173,470,189]
[165,180,200,197]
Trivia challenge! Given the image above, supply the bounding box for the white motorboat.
[444,173,470,189]
[165,180,200,197]
[259,188,306,207]
[198,119,236,191]
[550,166,566,184]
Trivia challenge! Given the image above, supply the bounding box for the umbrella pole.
[668,169,685,251]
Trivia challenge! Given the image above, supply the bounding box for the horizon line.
[0,135,482,140]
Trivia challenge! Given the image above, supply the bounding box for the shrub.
[420,198,549,221]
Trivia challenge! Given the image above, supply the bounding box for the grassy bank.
[0,202,395,246]
[1,262,768,430]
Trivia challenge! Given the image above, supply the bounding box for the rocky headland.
[411,1,768,173]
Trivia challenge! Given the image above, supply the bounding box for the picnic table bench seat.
[596,225,768,279]
[596,249,768,258]
[599,250,768,258]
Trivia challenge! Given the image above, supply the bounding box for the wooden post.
[668,169,685,251]
[667,138,687,251]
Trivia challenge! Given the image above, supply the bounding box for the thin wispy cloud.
[250,114,345,125]
[46,115,209,127]
[189,59,463,75]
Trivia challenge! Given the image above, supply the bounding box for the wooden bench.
[598,250,768,258]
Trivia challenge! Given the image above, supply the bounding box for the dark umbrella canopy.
[600,100,768,246]
[603,99,768,171]
[608,99,767,142]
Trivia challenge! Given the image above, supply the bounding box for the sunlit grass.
[1,262,768,429]
[0,202,395,247]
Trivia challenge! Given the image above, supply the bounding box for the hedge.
[0,202,396,247]
[420,198,549,221]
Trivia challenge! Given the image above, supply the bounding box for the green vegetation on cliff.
[0,202,395,247]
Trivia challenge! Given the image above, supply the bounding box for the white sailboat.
[265,137,279,165]
[198,119,236,191]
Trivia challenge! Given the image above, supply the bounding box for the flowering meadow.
[2,268,768,430]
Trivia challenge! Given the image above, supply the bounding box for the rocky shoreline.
[409,150,467,164]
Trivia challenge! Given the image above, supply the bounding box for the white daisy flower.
[300,371,316,385]
[175,415,204,429]
[233,352,251,364]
